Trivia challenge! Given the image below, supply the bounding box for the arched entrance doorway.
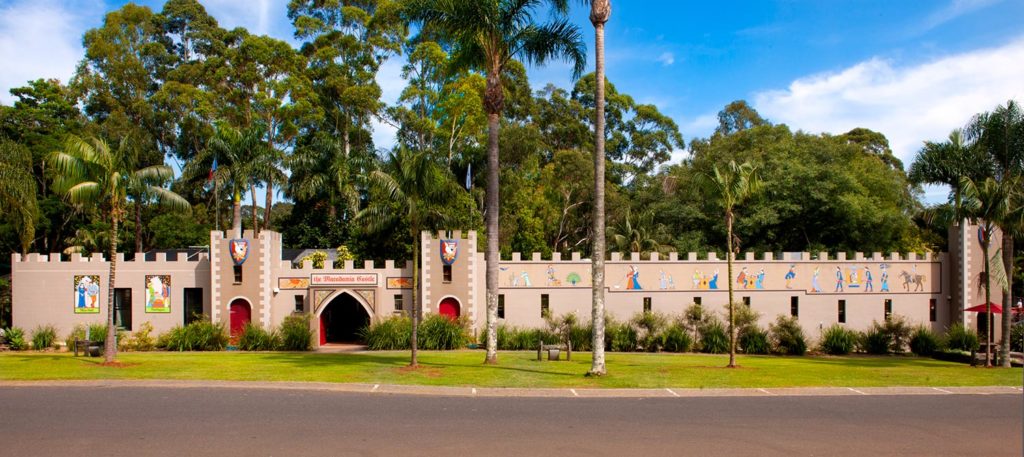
[438,297,461,320]
[229,299,251,338]
[319,292,371,345]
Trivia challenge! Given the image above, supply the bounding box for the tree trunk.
[264,177,273,232]
[1000,233,1012,367]
[250,184,259,236]
[589,8,610,377]
[484,110,500,365]
[983,237,992,367]
[134,200,143,254]
[726,211,737,368]
[232,190,242,239]
[104,206,119,363]
[410,229,420,368]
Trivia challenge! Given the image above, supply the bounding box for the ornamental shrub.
[861,324,891,355]
[945,323,979,352]
[362,317,411,350]
[769,315,806,356]
[909,326,943,357]
[4,327,27,350]
[1011,322,1024,352]
[632,311,669,352]
[30,324,58,350]
[739,326,771,355]
[819,324,857,355]
[158,319,228,351]
[237,323,281,351]
[606,319,639,352]
[280,314,314,351]
[882,315,912,353]
[699,318,729,354]
[126,322,156,351]
[662,322,693,353]
[417,314,470,350]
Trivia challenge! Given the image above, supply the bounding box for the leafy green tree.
[0,140,39,254]
[183,124,266,238]
[699,160,760,368]
[608,207,665,256]
[356,148,461,367]
[50,135,190,363]
[405,0,586,365]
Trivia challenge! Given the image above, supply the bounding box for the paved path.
[0,382,1020,456]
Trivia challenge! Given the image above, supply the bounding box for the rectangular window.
[694,297,702,305]
[541,294,549,317]
[114,288,132,331]
[838,300,846,323]
[295,294,305,313]
[498,294,505,319]
[443,265,452,283]
[929,299,937,322]
[184,288,203,325]
[394,294,404,312]
[790,296,799,317]
[233,265,243,284]
[743,296,751,307]
[884,299,893,320]
[643,297,652,312]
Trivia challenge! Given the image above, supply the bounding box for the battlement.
[501,250,943,263]
[11,251,209,264]
[282,258,410,271]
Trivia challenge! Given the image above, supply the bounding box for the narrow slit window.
[498,294,505,319]
[541,294,549,317]
[929,299,937,322]
[233,265,243,284]
[294,294,304,313]
[838,300,846,323]
[790,296,799,317]
[643,297,652,312]
[443,265,452,283]
[884,299,893,320]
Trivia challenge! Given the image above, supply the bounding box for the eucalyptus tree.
[966,100,1024,367]
[700,160,760,368]
[356,148,461,367]
[404,0,586,365]
[960,177,1014,368]
[50,135,190,363]
[0,140,39,255]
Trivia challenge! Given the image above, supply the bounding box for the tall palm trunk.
[232,189,243,239]
[1000,234,1013,367]
[410,228,420,367]
[104,205,120,363]
[264,177,274,231]
[726,211,737,368]
[134,200,143,254]
[589,0,610,376]
[982,235,992,367]
[484,110,500,364]
[250,184,259,236]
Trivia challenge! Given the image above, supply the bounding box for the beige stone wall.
[11,251,210,341]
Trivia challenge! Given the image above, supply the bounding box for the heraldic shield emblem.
[440,239,458,265]
[229,239,250,266]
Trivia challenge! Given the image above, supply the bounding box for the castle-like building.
[10,225,1005,347]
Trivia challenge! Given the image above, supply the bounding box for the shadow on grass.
[796,355,959,368]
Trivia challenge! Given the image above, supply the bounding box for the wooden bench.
[73,340,104,357]
[537,340,572,361]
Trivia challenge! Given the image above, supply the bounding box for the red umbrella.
[965,303,1003,313]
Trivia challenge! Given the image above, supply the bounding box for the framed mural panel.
[145,275,172,313]
[278,277,310,290]
[386,277,412,289]
[74,275,101,313]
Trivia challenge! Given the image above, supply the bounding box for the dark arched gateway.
[319,293,371,345]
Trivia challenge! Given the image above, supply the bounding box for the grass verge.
[0,351,1019,389]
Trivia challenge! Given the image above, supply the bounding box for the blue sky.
[1,0,1023,205]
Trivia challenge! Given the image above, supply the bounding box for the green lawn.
[0,351,1019,388]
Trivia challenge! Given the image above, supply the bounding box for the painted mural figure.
[784,265,796,289]
[756,269,766,289]
[811,267,822,293]
[659,270,669,290]
[520,271,532,287]
[692,270,701,289]
[76,276,90,308]
[864,266,874,292]
[709,270,719,289]
[737,267,748,289]
[626,265,642,290]
[847,266,860,288]
[880,265,890,292]
[146,275,171,311]
[834,266,844,292]
[546,265,561,286]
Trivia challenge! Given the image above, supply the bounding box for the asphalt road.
[0,386,1020,457]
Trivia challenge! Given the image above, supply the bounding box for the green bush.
[882,315,912,353]
[769,315,806,355]
[4,327,27,350]
[158,319,228,351]
[662,323,693,353]
[418,314,469,350]
[362,317,412,350]
[606,319,639,352]
[280,314,314,351]
[88,323,109,343]
[30,324,58,350]
[739,326,770,355]
[237,323,281,351]
[1011,322,1024,352]
[819,324,858,355]
[945,323,979,352]
[861,325,891,355]
[567,320,593,352]
[65,324,86,349]
[909,326,943,357]
[125,322,156,351]
[632,311,669,352]
[699,319,729,354]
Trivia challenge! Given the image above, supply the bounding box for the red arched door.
[439,297,461,320]
[229,299,251,338]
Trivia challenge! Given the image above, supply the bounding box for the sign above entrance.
[310,273,379,286]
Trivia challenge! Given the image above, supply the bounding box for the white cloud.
[657,52,674,66]
[921,0,1002,32]
[754,36,1024,179]
[0,0,102,104]
[200,0,287,37]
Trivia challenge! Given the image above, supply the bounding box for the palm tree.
[700,160,760,368]
[50,134,190,363]
[287,134,364,222]
[909,129,992,218]
[960,176,1013,367]
[581,0,611,377]
[183,124,265,239]
[356,148,460,367]
[404,0,586,365]
[0,140,39,255]
[608,207,663,256]
[966,101,1023,367]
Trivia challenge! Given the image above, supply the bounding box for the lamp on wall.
[272,287,280,295]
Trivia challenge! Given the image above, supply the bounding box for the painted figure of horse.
[900,271,926,292]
